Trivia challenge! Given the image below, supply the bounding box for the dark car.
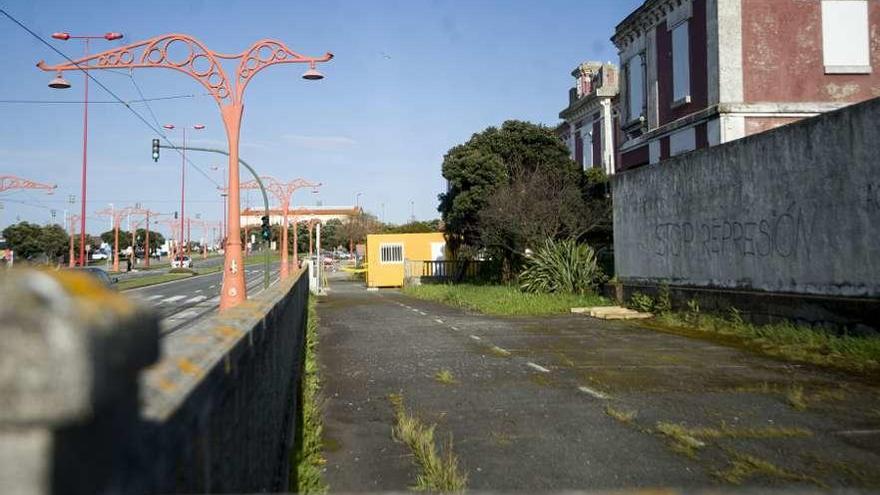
[71,266,119,288]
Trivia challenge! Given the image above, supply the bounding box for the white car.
[171,256,192,269]
[91,252,109,260]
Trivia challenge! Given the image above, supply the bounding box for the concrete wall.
[612,97,880,300]
[0,268,310,494]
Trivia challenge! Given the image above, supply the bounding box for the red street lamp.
[163,123,204,260]
[46,30,123,267]
[37,34,332,310]
[241,177,321,279]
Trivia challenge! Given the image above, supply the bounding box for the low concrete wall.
[612,97,880,324]
[0,268,310,494]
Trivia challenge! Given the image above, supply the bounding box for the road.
[125,264,280,337]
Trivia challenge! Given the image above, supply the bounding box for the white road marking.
[145,294,163,301]
[450,326,459,331]
[434,319,444,324]
[418,311,427,316]
[577,386,610,400]
[194,289,202,293]
[491,346,511,356]
[208,285,216,289]
[161,295,186,303]
[411,308,420,313]
[469,335,481,341]
[185,295,207,304]
[527,362,550,373]
[835,429,880,436]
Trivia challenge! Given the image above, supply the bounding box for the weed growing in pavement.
[604,405,637,424]
[434,369,457,385]
[649,310,880,374]
[402,284,609,316]
[786,385,807,411]
[388,393,467,492]
[714,450,826,487]
[656,422,705,458]
[291,298,328,494]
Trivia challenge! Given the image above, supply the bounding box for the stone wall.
[0,268,310,494]
[612,97,880,324]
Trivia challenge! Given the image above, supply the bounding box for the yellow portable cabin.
[366,232,446,288]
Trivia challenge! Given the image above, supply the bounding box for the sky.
[0,0,642,239]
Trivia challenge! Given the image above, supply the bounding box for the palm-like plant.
[519,238,604,294]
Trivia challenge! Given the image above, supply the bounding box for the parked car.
[171,256,192,269]
[70,267,118,289]
[91,252,109,260]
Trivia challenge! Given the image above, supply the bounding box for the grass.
[388,393,467,492]
[117,272,192,290]
[434,369,457,385]
[786,385,807,411]
[648,311,880,374]
[655,421,811,459]
[291,298,328,493]
[604,405,637,424]
[402,283,610,317]
[714,450,825,486]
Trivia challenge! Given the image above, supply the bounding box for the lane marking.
[194,289,203,293]
[527,362,550,373]
[185,295,207,304]
[835,429,880,436]
[469,335,481,341]
[418,311,427,316]
[208,285,216,289]
[161,295,186,303]
[411,308,420,313]
[450,326,459,331]
[434,318,444,324]
[577,386,610,400]
[145,294,163,301]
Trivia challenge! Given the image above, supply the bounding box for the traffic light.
[173,211,178,219]
[260,215,271,240]
[152,138,160,162]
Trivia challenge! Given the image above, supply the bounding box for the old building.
[557,62,620,175]
[613,0,880,171]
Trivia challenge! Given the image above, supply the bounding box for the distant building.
[557,61,620,175]
[240,206,360,228]
[613,0,880,171]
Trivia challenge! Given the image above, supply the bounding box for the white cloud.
[280,134,357,151]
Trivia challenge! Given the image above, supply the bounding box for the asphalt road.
[124,264,280,337]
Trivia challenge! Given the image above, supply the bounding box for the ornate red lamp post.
[241,177,320,278]
[37,34,333,310]
[95,206,130,272]
[46,31,123,268]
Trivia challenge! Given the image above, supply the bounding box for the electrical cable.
[0,7,221,188]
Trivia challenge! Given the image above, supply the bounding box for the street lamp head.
[302,62,324,80]
[51,32,70,40]
[193,124,205,130]
[48,71,71,89]
[104,32,123,41]
[163,124,175,130]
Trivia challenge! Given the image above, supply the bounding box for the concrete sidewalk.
[317,277,880,492]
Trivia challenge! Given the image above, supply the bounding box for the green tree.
[438,120,583,260]
[40,224,69,260]
[2,222,45,260]
[382,219,442,234]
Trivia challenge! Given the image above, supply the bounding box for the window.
[672,21,691,104]
[626,54,645,122]
[583,130,593,170]
[822,0,871,73]
[380,243,403,264]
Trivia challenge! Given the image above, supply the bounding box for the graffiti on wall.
[646,202,813,260]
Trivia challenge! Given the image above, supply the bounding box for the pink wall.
[742,0,880,103]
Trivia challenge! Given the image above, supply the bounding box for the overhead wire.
[0,94,206,104]
[0,7,221,188]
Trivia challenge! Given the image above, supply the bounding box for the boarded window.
[822,0,871,73]
[672,21,691,103]
[626,54,645,121]
[380,243,403,264]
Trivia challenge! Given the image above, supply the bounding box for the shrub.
[519,238,604,295]
[169,267,195,275]
[629,292,655,313]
